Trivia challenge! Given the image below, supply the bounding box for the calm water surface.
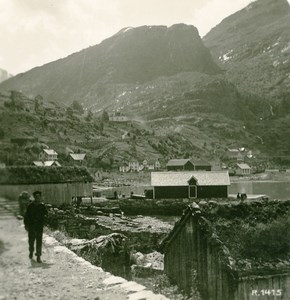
[98,181,290,200]
[229,181,290,200]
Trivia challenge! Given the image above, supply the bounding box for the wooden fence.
[0,182,93,206]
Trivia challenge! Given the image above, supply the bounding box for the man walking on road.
[24,191,48,263]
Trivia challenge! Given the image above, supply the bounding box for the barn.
[166,159,195,171]
[151,171,230,199]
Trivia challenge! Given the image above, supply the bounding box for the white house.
[110,115,129,122]
[235,163,251,176]
[119,164,130,173]
[129,161,139,172]
[39,149,58,161]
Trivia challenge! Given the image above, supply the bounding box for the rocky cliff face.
[0,24,220,105]
[203,0,290,99]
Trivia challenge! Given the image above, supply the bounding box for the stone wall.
[47,209,168,252]
[119,198,193,215]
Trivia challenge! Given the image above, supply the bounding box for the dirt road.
[0,216,167,300]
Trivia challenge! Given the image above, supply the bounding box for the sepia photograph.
[1,0,290,299]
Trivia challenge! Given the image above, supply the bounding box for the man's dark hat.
[33,190,42,197]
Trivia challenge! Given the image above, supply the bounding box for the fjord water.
[229,181,290,200]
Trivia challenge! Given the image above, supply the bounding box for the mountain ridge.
[1,0,290,165]
[0,24,220,106]
[203,0,290,100]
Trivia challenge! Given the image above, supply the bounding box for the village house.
[119,164,130,173]
[128,161,139,172]
[119,159,161,173]
[69,153,86,164]
[166,159,211,171]
[143,159,161,171]
[151,171,230,199]
[94,170,103,181]
[227,148,244,161]
[155,160,161,170]
[166,159,195,171]
[39,148,58,161]
[191,160,212,171]
[235,163,251,176]
[109,111,129,122]
[147,162,156,171]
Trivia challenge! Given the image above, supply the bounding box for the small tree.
[102,110,109,122]
[86,109,93,122]
[71,100,84,114]
[66,107,74,117]
[34,99,40,112]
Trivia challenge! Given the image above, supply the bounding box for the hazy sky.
[0,0,257,75]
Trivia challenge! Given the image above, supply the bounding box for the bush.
[0,166,94,184]
[240,215,290,260]
[152,274,201,300]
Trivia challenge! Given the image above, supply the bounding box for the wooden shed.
[160,203,236,299]
[235,163,251,176]
[161,202,290,300]
[192,160,212,171]
[151,171,230,199]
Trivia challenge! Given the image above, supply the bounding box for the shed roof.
[70,153,86,161]
[166,159,192,167]
[33,161,61,167]
[151,171,230,186]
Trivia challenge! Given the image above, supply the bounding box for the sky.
[0,0,258,75]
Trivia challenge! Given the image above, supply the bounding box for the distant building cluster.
[109,111,129,122]
[226,148,253,176]
[166,159,212,171]
[226,148,253,161]
[119,159,161,172]
[33,148,86,167]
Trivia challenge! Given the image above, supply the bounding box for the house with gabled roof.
[227,148,244,162]
[192,160,212,171]
[39,149,58,161]
[166,159,195,171]
[70,153,86,162]
[151,171,230,199]
[235,163,251,176]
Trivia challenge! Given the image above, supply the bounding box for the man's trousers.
[28,227,43,257]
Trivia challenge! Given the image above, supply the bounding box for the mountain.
[1,1,290,166]
[203,0,290,101]
[0,24,220,106]
[0,68,12,83]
